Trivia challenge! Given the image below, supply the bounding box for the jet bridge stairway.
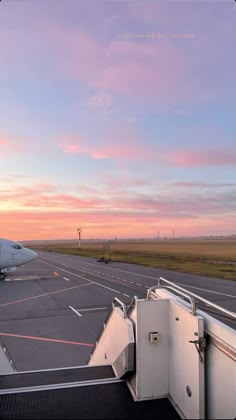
[89,278,236,419]
[0,365,179,419]
[0,278,235,419]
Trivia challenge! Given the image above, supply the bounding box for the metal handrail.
[147,283,196,315]
[112,297,127,318]
[126,296,138,316]
[148,277,236,320]
[89,297,128,361]
[159,277,236,320]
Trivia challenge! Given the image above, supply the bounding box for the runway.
[0,251,235,372]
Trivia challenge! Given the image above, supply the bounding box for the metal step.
[0,381,180,419]
[0,365,115,393]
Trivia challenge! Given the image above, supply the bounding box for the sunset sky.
[0,0,235,240]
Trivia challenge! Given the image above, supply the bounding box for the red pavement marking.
[0,332,94,347]
[0,282,93,307]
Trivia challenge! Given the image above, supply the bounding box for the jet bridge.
[0,278,235,419]
[89,277,236,419]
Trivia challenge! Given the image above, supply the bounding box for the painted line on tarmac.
[15,268,49,271]
[112,270,236,299]
[0,283,93,308]
[38,256,236,300]
[38,259,91,283]
[75,307,108,313]
[38,253,236,298]
[69,305,82,317]
[5,275,56,282]
[0,332,94,347]
[93,282,120,294]
[63,277,70,282]
[179,283,236,299]
[38,259,121,295]
[38,260,146,296]
[72,262,236,299]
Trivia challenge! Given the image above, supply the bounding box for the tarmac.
[0,250,235,372]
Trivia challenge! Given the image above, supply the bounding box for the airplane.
[0,238,38,280]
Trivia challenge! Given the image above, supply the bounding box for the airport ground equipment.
[0,277,235,419]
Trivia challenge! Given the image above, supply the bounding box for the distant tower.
[77,227,82,249]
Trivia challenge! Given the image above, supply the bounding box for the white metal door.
[168,299,205,419]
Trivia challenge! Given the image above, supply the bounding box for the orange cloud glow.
[1,180,235,240]
[1,209,235,241]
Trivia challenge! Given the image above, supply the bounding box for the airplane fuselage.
[0,238,38,279]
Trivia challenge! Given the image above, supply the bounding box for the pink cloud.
[24,22,185,104]
[96,40,189,103]
[0,208,235,241]
[57,131,236,168]
[42,19,231,105]
[2,178,235,216]
[0,24,206,105]
[169,182,236,189]
[0,182,106,210]
[1,177,235,240]
[58,135,109,159]
[57,129,150,161]
[104,176,150,189]
[0,134,44,157]
[166,150,236,167]
[1,1,235,105]
[0,134,28,157]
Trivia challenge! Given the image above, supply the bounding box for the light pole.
[77,227,82,249]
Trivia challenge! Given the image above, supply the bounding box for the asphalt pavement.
[0,251,235,372]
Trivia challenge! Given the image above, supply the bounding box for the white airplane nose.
[27,249,38,261]
[16,248,38,265]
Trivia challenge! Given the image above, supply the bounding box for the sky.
[0,0,236,241]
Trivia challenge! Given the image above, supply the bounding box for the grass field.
[28,238,236,280]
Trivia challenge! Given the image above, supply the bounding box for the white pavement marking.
[5,275,49,282]
[178,283,236,299]
[38,259,96,283]
[16,268,49,271]
[69,305,82,317]
[75,307,108,312]
[38,255,236,299]
[38,259,121,294]
[123,294,130,298]
[106,269,236,299]
[0,283,93,308]
[63,277,70,282]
